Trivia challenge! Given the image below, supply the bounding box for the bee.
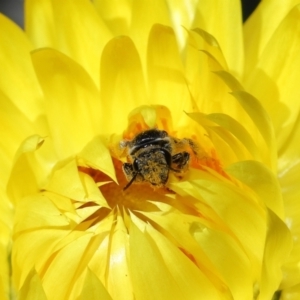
[121,129,191,190]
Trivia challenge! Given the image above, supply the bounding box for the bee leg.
[123,172,139,190]
[122,163,140,190]
[171,152,190,171]
[123,163,134,179]
[123,163,134,189]
[184,138,199,156]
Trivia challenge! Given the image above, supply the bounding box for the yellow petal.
[0,14,43,122]
[0,218,10,300]
[100,36,147,134]
[0,284,4,300]
[88,214,117,281]
[245,4,300,140]
[146,222,227,299]
[147,24,192,126]
[0,92,34,156]
[78,172,109,208]
[31,48,101,159]
[12,195,70,288]
[191,28,229,71]
[279,161,300,288]
[165,0,199,50]
[130,0,171,67]
[13,194,70,235]
[226,160,284,219]
[129,220,185,300]
[25,0,56,48]
[93,0,132,36]
[188,112,255,165]
[105,215,132,300]
[140,208,230,293]
[184,30,248,124]
[79,136,117,183]
[34,0,112,86]
[7,135,44,204]
[46,159,87,202]
[191,222,253,300]
[192,0,244,77]
[184,28,226,91]
[43,191,75,216]
[206,113,261,161]
[171,169,267,278]
[214,70,243,91]
[78,268,112,300]
[18,268,47,300]
[259,210,292,300]
[278,116,300,175]
[281,284,300,300]
[41,233,96,299]
[230,91,276,170]
[244,0,300,75]
[0,91,36,189]
[129,105,158,129]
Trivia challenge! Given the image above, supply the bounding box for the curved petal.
[191,0,244,77]
[100,36,147,135]
[130,0,171,68]
[245,4,300,142]
[31,48,101,159]
[244,0,300,76]
[191,222,253,300]
[41,233,95,299]
[184,29,250,128]
[140,207,250,299]
[226,160,284,218]
[0,14,43,122]
[12,195,70,288]
[278,113,300,174]
[0,91,36,188]
[45,159,87,202]
[25,0,56,48]
[79,136,117,183]
[146,222,227,299]
[52,0,112,86]
[105,215,132,300]
[0,204,11,300]
[281,284,300,300]
[170,169,267,280]
[259,210,292,300]
[130,220,184,300]
[93,0,132,36]
[230,91,276,170]
[187,112,253,166]
[7,135,44,205]
[18,269,47,300]
[279,161,300,289]
[129,219,229,300]
[147,24,192,126]
[78,269,112,300]
[206,113,261,161]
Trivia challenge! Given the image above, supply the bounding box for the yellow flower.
[0,0,299,299]
[243,2,300,299]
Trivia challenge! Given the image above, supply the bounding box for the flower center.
[80,159,175,213]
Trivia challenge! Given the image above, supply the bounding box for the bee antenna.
[123,172,139,191]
